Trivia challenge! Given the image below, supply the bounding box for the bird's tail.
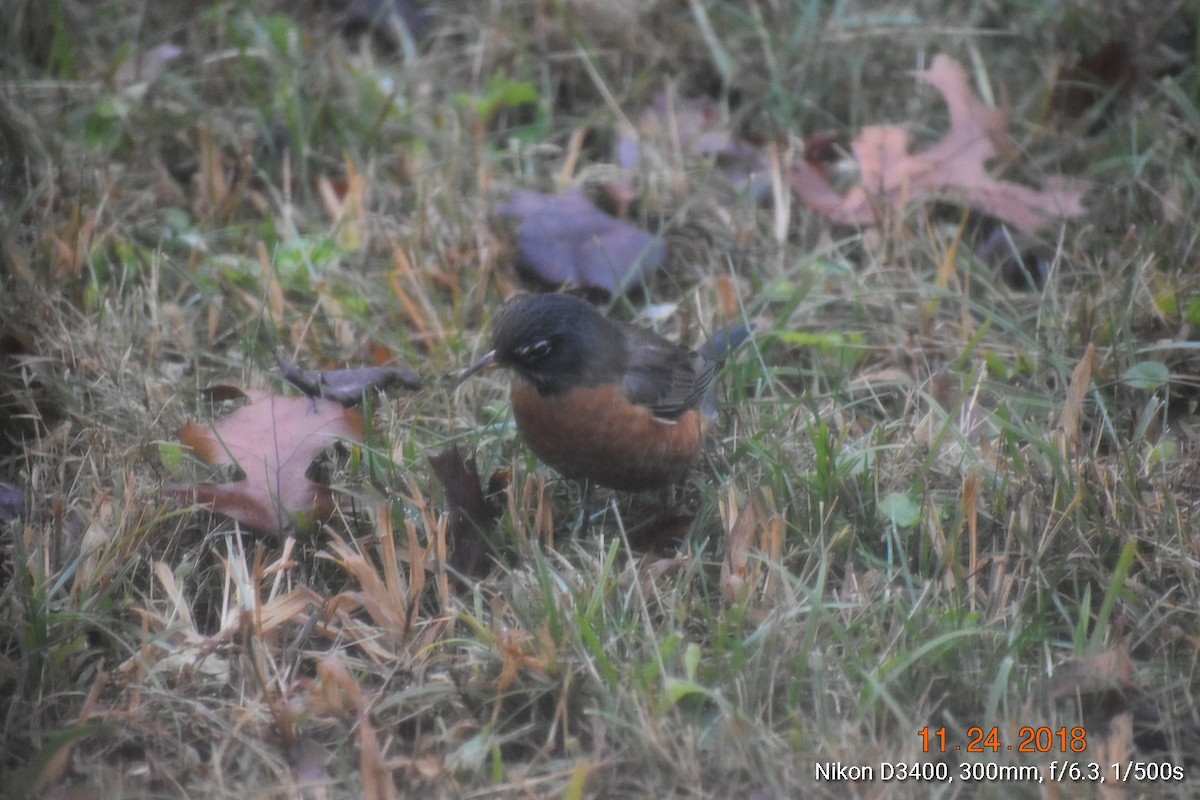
[698,324,753,421]
[698,325,754,362]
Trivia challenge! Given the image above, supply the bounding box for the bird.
[463,293,747,496]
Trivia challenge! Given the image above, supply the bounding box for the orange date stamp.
[918,725,1087,754]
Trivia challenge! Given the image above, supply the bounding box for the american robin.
[463,293,747,494]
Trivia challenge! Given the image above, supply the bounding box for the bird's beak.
[459,349,498,382]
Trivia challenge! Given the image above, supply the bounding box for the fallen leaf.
[628,93,765,187]
[275,347,422,406]
[1121,360,1169,392]
[1057,343,1098,454]
[0,480,24,523]
[718,490,783,607]
[165,387,364,536]
[1049,40,1136,127]
[720,500,757,604]
[800,129,847,180]
[976,226,1050,290]
[1050,643,1135,699]
[498,188,666,295]
[789,54,1086,233]
[1096,712,1134,800]
[288,736,334,785]
[428,446,504,580]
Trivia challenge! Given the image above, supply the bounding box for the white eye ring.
[519,339,553,360]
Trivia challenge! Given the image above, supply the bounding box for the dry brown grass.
[3,1,1200,798]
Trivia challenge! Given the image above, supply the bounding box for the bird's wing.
[619,327,716,420]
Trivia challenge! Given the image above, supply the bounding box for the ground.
[2,1,1200,798]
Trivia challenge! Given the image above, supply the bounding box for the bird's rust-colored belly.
[511,381,707,491]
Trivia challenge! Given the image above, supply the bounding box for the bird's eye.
[518,339,553,361]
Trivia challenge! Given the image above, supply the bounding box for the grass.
[3,0,1200,797]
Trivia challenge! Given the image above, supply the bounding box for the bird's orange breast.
[510,381,708,492]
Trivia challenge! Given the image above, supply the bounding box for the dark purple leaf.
[0,480,24,523]
[344,0,431,49]
[498,189,666,295]
[616,135,640,170]
[977,227,1050,291]
[275,348,422,406]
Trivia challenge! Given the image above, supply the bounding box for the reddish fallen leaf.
[799,129,847,182]
[275,347,422,406]
[428,446,504,580]
[498,188,666,296]
[789,54,1086,233]
[165,388,364,536]
[635,94,726,158]
[1050,643,1135,699]
[638,94,764,175]
[619,93,766,198]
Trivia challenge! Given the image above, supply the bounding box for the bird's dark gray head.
[486,293,623,394]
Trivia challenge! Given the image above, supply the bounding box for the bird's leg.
[574,479,596,535]
[661,481,678,511]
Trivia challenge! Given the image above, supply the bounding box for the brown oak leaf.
[165,388,364,536]
[790,54,1086,233]
[428,446,506,580]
